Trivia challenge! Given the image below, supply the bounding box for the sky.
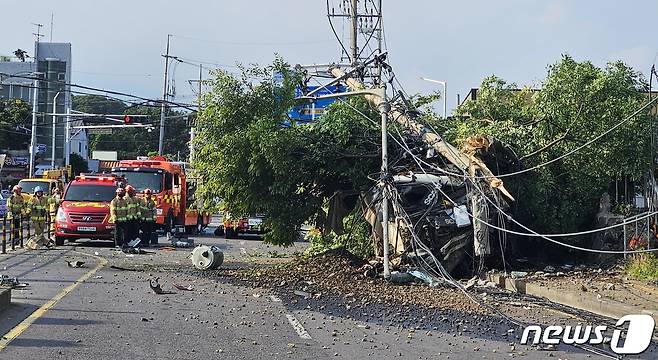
[5,0,658,114]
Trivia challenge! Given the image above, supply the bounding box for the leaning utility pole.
[158,34,171,156]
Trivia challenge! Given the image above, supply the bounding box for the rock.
[606,283,615,291]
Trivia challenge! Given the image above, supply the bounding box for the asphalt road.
[0,229,656,359]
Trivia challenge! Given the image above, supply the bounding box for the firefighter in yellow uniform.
[125,185,141,244]
[48,188,62,234]
[140,188,157,247]
[26,186,50,248]
[109,187,128,247]
[6,185,26,244]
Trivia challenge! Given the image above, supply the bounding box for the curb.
[0,287,10,313]
[484,273,658,323]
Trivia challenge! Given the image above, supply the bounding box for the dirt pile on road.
[236,247,489,315]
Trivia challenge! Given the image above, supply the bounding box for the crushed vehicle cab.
[54,174,119,246]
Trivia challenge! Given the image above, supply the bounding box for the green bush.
[626,254,658,281]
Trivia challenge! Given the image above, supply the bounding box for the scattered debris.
[110,265,139,271]
[149,278,175,295]
[464,276,478,290]
[389,271,416,284]
[168,226,194,247]
[122,247,152,255]
[543,266,556,273]
[127,238,142,248]
[293,290,311,299]
[66,260,86,268]
[0,274,29,289]
[172,281,194,291]
[408,270,443,287]
[510,271,528,279]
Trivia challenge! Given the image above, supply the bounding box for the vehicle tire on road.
[55,236,65,246]
[214,226,225,237]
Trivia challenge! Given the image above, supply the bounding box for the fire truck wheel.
[225,227,238,239]
[164,212,174,233]
[55,236,65,246]
[214,226,225,236]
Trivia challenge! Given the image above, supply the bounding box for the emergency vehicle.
[54,174,119,245]
[112,156,210,233]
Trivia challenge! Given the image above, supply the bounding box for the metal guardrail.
[0,214,54,254]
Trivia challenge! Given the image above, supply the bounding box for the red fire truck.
[54,174,119,245]
[112,156,210,233]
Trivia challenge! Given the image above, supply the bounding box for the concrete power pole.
[190,64,202,162]
[158,34,171,156]
[350,0,358,65]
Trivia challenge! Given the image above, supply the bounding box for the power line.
[170,34,335,46]
[0,72,199,111]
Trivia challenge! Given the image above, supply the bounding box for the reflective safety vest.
[126,195,141,221]
[48,194,62,214]
[6,194,25,219]
[29,196,49,221]
[110,197,129,223]
[141,197,157,222]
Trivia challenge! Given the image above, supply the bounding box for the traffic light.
[123,115,131,124]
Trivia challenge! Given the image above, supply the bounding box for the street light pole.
[29,76,39,178]
[420,77,447,119]
[51,91,61,169]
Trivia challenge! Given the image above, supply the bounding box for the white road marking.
[269,295,282,302]
[286,314,312,340]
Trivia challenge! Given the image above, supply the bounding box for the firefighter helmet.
[34,186,44,194]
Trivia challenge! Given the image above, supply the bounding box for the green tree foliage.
[72,95,190,160]
[0,99,31,150]
[69,152,89,175]
[445,55,651,242]
[194,59,381,246]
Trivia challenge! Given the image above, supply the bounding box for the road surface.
[0,228,655,359]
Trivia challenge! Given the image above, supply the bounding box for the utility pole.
[379,81,390,279]
[350,0,358,65]
[190,64,202,162]
[158,34,171,156]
